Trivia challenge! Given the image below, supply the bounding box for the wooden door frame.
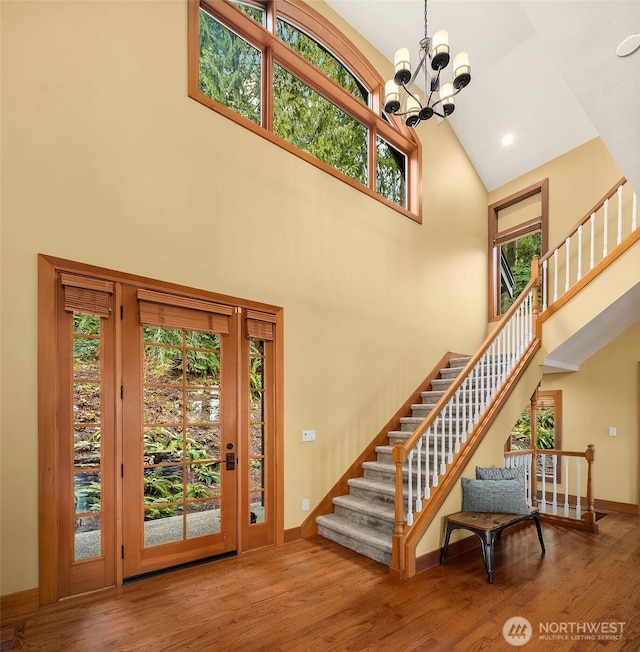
[38,254,285,605]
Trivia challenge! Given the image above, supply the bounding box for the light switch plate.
[302,429,316,442]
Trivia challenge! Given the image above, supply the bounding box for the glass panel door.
[122,287,239,578]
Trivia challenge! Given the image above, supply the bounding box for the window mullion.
[369,126,377,193]
[263,47,274,131]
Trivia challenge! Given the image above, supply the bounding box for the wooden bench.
[439,508,545,584]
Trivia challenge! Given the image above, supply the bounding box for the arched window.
[188,0,422,222]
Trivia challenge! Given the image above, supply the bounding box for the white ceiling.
[324,0,640,193]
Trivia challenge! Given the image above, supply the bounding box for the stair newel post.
[531,445,539,509]
[530,255,541,339]
[585,444,596,527]
[391,440,407,578]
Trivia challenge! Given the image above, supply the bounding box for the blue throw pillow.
[461,477,529,514]
[476,466,525,481]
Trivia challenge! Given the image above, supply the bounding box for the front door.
[121,287,239,578]
[40,256,282,603]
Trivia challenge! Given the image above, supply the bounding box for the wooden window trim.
[488,178,549,321]
[188,0,422,222]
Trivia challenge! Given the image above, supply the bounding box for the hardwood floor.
[4,512,639,651]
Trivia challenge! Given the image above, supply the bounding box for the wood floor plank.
[5,512,639,651]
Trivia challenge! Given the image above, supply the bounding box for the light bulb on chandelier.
[384,0,471,127]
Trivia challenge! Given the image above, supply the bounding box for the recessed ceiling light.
[616,34,640,57]
[501,134,514,147]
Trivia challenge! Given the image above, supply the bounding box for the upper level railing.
[505,445,597,531]
[540,178,637,311]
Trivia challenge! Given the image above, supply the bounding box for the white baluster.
[432,418,439,487]
[551,455,558,514]
[526,453,533,506]
[415,438,422,513]
[603,198,609,257]
[440,405,447,475]
[407,449,414,526]
[454,387,460,454]
[447,398,453,463]
[542,259,548,310]
[553,249,559,302]
[577,224,583,280]
[461,377,467,439]
[424,430,431,499]
[632,192,637,231]
[575,457,581,518]
[563,456,570,517]
[480,354,486,413]
[565,237,571,293]
[617,185,623,245]
[540,454,547,512]
[474,365,480,423]
[489,339,498,399]
[589,213,595,269]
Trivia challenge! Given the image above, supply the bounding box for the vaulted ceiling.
[325,0,640,193]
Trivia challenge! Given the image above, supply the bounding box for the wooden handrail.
[394,275,538,459]
[539,177,627,266]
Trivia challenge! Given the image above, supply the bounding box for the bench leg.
[478,532,496,584]
[440,522,456,565]
[533,514,545,553]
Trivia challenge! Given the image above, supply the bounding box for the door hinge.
[120,385,124,399]
[121,463,124,478]
[121,545,125,559]
[120,305,124,320]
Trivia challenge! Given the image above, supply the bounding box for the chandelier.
[383,0,471,127]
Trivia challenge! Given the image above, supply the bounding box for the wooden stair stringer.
[300,351,469,537]
[398,338,542,579]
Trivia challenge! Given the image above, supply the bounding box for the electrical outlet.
[302,429,316,442]
[302,498,310,511]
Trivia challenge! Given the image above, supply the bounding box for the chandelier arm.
[399,82,422,106]
[407,52,429,89]
[430,84,464,110]
[424,65,442,108]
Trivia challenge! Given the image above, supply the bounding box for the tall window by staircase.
[188,0,421,220]
[488,179,549,320]
[508,389,562,481]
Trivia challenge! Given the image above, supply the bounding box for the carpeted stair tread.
[332,494,395,523]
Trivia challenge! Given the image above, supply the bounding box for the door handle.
[225,452,236,471]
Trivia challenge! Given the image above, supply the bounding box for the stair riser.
[376,450,454,466]
[348,484,396,506]
[316,525,392,566]
[400,420,473,433]
[430,379,500,392]
[411,404,482,418]
[333,504,395,536]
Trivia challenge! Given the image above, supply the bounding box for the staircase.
[314,177,637,576]
[316,356,471,565]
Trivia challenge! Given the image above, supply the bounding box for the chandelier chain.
[424,0,428,43]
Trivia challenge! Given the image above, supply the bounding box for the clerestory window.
[188,0,421,221]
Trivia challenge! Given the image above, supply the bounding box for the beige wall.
[0,1,488,595]
[541,322,640,506]
[488,137,624,247]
